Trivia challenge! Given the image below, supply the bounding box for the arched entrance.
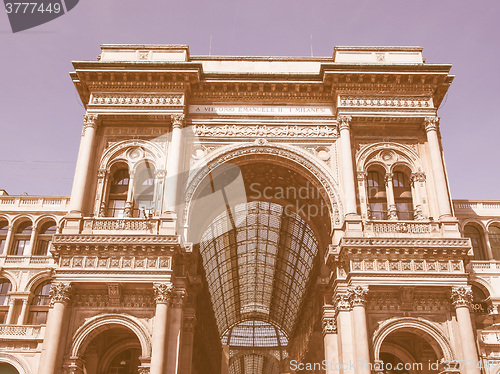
[187,151,338,374]
[68,314,151,374]
[373,318,454,374]
[80,327,141,374]
[0,363,19,374]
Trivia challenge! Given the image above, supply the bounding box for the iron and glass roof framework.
[199,201,319,357]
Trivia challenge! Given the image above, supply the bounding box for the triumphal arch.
[2,44,500,374]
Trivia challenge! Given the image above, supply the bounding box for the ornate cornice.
[451,286,473,309]
[50,282,74,306]
[424,116,439,133]
[337,115,352,131]
[338,95,433,109]
[348,285,369,307]
[89,93,184,107]
[153,283,173,304]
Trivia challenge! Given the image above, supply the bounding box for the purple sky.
[0,0,498,199]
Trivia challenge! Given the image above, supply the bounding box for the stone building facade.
[0,44,499,374]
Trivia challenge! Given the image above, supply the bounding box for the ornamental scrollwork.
[83,114,99,132]
[49,282,74,306]
[347,285,369,307]
[153,283,173,304]
[193,124,338,138]
[333,293,352,312]
[451,286,473,309]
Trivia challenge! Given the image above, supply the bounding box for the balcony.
[454,200,500,217]
[0,325,44,340]
[363,220,441,237]
[0,255,55,267]
[468,261,500,273]
[0,195,69,212]
[82,217,160,235]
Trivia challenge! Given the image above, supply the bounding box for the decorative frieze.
[193,124,338,138]
[50,282,74,306]
[58,255,172,270]
[339,96,432,109]
[89,93,184,106]
[349,258,464,273]
[83,218,157,232]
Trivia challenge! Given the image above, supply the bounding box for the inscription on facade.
[189,105,333,116]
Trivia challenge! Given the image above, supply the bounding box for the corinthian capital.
[347,285,369,307]
[424,116,439,133]
[171,113,185,129]
[451,286,473,309]
[170,289,187,308]
[153,283,173,304]
[83,114,99,130]
[338,115,352,131]
[333,293,352,312]
[49,282,74,306]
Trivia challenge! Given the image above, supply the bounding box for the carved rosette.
[424,116,439,133]
[338,115,352,132]
[451,286,473,309]
[333,293,352,312]
[171,114,185,129]
[153,283,173,304]
[49,282,74,306]
[184,315,197,332]
[348,285,369,307]
[170,289,187,308]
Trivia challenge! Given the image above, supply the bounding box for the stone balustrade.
[363,220,440,237]
[0,196,69,212]
[82,217,160,234]
[0,325,43,340]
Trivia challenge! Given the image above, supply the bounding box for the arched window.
[107,167,130,218]
[488,225,500,260]
[11,221,32,256]
[133,162,155,217]
[0,220,8,255]
[367,168,387,220]
[0,278,12,323]
[393,170,413,220]
[464,224,487,260]
[28,281,51,325]
[34,221,57,256]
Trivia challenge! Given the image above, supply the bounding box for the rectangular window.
[28,310,48,325]
[370,202,387,220]
[35,240,50,256]
[396,202,413,220]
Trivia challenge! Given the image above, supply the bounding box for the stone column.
[166,289,186,374]
[25,223,37,256]
[2,226,13,255]
[150,283,173,374]
[424,117,453,219]
[348,286,371,374]
[483,230,494,260]
[338,115,357,216]
[18,297,30,325]
[124,171,136,218]
[39,282,73,374]
[323,306,340,374]
[334,293,355,373]
[5,298,16,324]
[451,286,481,374]
[95,169,109,217]
[180,314,196,374]
[68,114,99,214]
[410,172,426,221]
[357,171,369,219]
[165,114,185,212]
[384,173,397,220]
